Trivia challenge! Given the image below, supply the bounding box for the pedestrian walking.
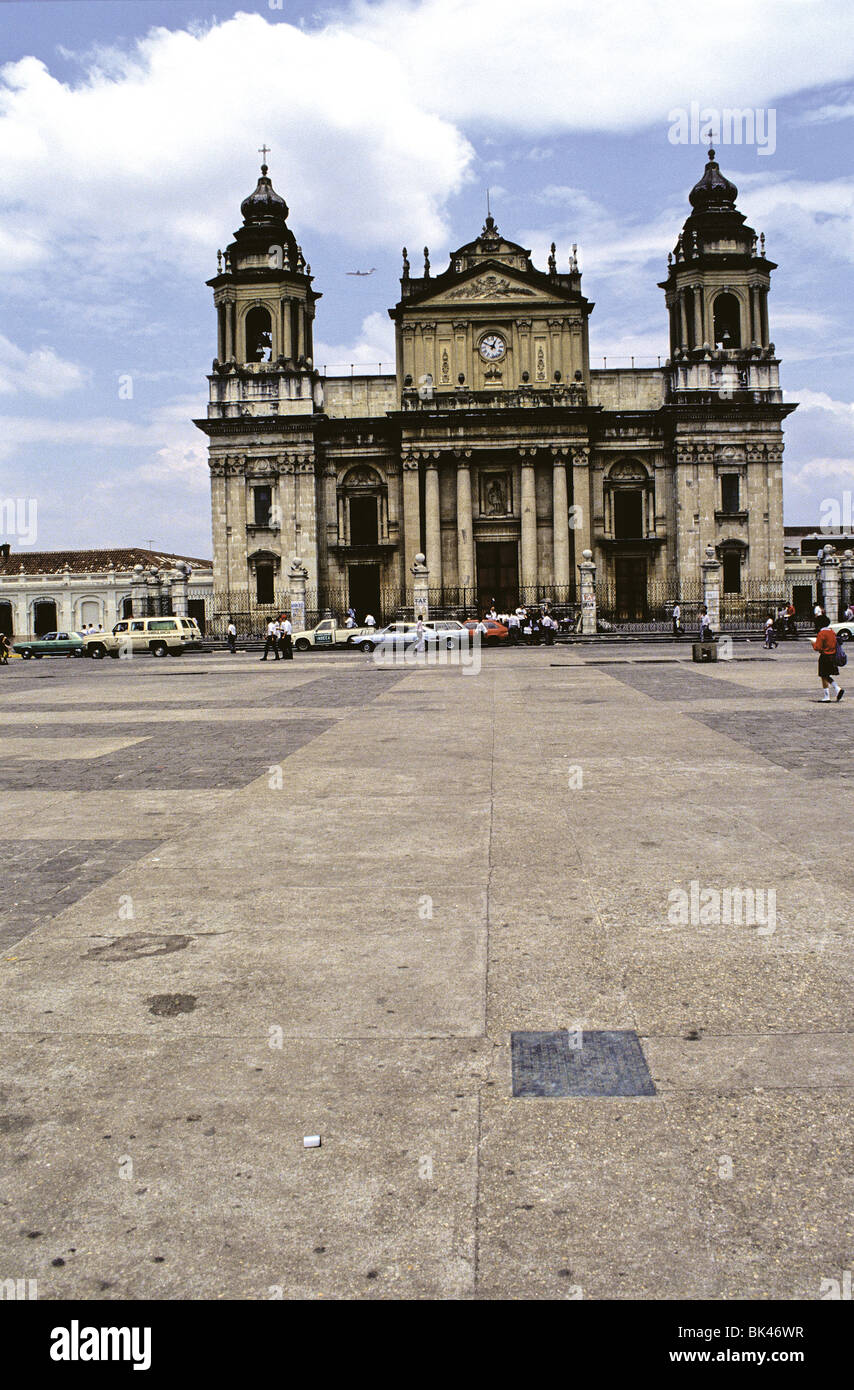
[699,605,714,642]
[813,604,829,633]
[812,620,844,701]
[507,611,520,644]
[226,619,237,654]
[364,613,376,630]
[0,632,10,664]
[672,602,682,637]
[542,612,556,646]
[279,616,293,660]
[764,616,778,649]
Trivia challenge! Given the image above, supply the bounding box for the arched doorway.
[0,601,12,639]
[33,599,57,635]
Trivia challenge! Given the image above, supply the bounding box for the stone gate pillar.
[131,563,147,618]
[289,557,308,632]
[820,545,841,622]
[579,548,597,635]
[171,561,190,618]
[412,552,429,621]
[701,544,722,633]
[840,549,854,613]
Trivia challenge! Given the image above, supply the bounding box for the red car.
[463,619,509,644]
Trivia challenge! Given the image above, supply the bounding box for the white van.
[87,616,204,658]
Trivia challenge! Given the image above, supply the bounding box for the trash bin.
[692,641,718,663]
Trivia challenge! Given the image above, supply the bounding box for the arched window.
[245,306,273,363]
[256,562,274,605]
[249,549,279,605]
[713,293,741,349]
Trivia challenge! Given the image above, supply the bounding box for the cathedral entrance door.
[476,541,518,613]
[614,557,648,620]
[348,564,381,624]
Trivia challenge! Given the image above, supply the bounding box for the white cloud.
[741,178,854,264]
[781,388,854,519]
[0,335,86,396]
[0,13,473,284]
[801,101,854,125]
[791,389,854,420]
[315,311,395,373]
[348,0,854,133]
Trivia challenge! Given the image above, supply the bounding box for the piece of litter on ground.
[303,1135,321,1149]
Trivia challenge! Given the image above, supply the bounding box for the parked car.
[830,619,854,643]
[462,618,509,644]
[292,618,370,651]
[87,616,204,658]
[13,630,86,659]
[352,620,467,653]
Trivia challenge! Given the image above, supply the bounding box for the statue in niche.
[486,476,506,515]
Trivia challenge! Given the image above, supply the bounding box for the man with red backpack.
[811,622,845,702]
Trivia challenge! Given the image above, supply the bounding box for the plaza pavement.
[0,641,851,1300]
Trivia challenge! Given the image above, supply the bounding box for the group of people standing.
[485,605,561,645]
[258,617,294,660]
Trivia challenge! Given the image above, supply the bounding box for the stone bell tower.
[198,157,327,606]
[207,154,321,406]
[659,148,794,588]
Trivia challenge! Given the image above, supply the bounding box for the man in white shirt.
[365,613,376,629]
[261,619,280,661]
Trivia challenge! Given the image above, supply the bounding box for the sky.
[1,0,853,558]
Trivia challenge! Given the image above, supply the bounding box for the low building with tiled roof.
[0,545,213,639]
[0,546,212,577]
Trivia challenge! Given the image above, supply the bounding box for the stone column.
[131,564,147,618]
[403,457,422,597]
[552,454,570,589]
[679,293,689,349]
[571,447,591,564]
[424,458,442,590]
[701,544,722,632]
[412,552,429,621]
[520,452,538,592]
[820,545,841,622]
[693,286,703,347]
[579,549,597,635]
[289,557,308,632]
[456,459,475,595]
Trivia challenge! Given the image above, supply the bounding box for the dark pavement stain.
[86,933,193,961]
[147,993,197,1016]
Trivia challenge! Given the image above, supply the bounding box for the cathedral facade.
[196,151,794,624]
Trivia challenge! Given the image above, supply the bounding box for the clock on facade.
[479,333,506,361]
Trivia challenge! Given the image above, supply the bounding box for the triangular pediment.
[405,260,572,310]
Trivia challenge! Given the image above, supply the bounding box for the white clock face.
[479,333,506,361]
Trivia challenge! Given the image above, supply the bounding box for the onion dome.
[240,163,289,224]
[688,149,738,212]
